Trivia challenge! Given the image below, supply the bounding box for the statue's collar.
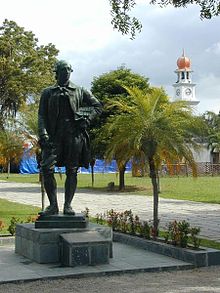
[52,81,77,90]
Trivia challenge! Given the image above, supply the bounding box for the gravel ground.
[1,267,220,293]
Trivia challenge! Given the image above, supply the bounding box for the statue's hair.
[54,60,73,73]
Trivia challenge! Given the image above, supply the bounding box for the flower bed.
[113,231,220,267]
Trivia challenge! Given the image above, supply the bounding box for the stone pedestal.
[15,222,112,264]
[61,231,111,266]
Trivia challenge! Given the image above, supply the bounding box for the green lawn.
[1,172,220,204]
[0,198,40,234]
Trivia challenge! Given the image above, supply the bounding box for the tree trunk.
[148,156,159,239]
[90,158,96,187]
[117,162,126,191]
[7,159,10,179]
[157,174,161,193]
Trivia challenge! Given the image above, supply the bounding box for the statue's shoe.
[63,206,75,215]
[39,205,59,216]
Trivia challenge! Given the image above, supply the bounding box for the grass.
[0,198,40,234]
[1,172,220,203]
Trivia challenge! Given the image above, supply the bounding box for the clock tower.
[173,50,199,106]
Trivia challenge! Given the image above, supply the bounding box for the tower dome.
[177,50,191,70]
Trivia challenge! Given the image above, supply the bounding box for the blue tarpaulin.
[19,151,39,174]
[19,151,132,174]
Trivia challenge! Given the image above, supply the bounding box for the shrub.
[165,220,200,249]
[94,210,200,249]
[25,215,38,223]
[0,220,5,232]
[190,227,201,249]
[8,217,21,235]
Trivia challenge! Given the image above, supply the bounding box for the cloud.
[1,0,116,51]
[206,42,220,55]
[1,0,220,114]
[196,74,220,114]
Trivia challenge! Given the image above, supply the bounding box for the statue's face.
[56,63,72,86]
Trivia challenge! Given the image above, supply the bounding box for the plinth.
[35,213,88,229]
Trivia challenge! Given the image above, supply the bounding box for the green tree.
[18,102,39,147]
[109,0,220,39]
[103,86,205,235]
[202,111,220,157]
[90,66,149,188]
[0,19,58,129]
[0,128,24,178]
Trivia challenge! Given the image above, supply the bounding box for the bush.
[0,220,5,232]
[8,217,21,236]
[95,209,152,239]
[7,215,38,236]
[164,220,201,249]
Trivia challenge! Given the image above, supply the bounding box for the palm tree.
[103,86,205,236]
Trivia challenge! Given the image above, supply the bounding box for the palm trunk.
[119,167,125,191]
[91,165,94,187]
[148,156,159,239]
[117,161,126,191]
[90,158,96,187]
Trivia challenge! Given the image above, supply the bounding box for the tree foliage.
[109,0,142,39]
[202,111,220,152]
[103,86,206,234]
[17,102,39,147]
[90,66,149,158]
[109,0,220,38]
[0,19,59,129]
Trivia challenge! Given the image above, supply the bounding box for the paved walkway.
[0,243,192,284]
[1,181,220,241]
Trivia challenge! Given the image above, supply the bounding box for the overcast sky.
[1,0,220,115]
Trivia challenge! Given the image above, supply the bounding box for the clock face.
[176,89,180,96]
[185,88,192,95]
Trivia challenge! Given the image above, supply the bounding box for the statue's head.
[54,60,73,86]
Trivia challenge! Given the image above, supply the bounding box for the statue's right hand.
[38,135,50,149]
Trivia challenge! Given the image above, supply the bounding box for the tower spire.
[182,48,185,57]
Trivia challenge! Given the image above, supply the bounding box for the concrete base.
[15,223,112,264]
[61,231,111,266]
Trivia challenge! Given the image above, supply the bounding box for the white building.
[172,51,220,171]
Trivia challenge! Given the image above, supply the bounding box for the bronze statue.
[38,60,102,216]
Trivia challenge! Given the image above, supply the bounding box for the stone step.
[35,213,88,229]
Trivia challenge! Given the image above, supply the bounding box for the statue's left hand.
[77,117,90,130]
